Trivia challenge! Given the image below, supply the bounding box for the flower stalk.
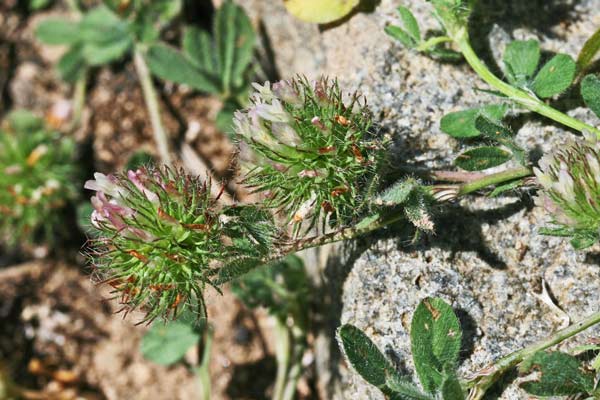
[452,27,600,137]
[466,309,600,399]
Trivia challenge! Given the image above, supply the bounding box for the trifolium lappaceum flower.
[234,76,387,234]
[84,165,278,322]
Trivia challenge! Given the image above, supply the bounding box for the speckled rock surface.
[239,0,600,398]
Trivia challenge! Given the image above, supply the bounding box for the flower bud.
[534,137,600,248]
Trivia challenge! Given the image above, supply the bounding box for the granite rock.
[238,0,600,398]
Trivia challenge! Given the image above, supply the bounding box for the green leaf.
[376,179,419,206]
[214,0,256,91]
[81,36,132,65]
[440,371,465,400]
[532,54,576,98]
[520,351,595,396]
[35,19,80,45]
[474,115,527,165]
[396,6,420,42]
[503,40,540,85]
[410,297,462,393]
[141,320,201,365]
[385,25,417,48]
[183,26,216,73]
[454,147,512,171]
[385,374,434,400]
[79,6,130,45]
[338,324,400,389]
[57,46,86,82]
[577,28,600,72]
[581,74,600,119]
[570,231,598,249]
[440,104,508,138]
[145,44,221,93]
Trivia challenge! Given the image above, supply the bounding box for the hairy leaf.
[581,74,600,119]
[455,146,512,171]
[338,324,400,389]
[440,371,465,400]
[57,45,86,82]
[411,297,462,393]
[520,351,595,396]
[183,26,216,73]
[532,54,576,98]
[397,6,420,42]
[79,6,129,45]
[503,40,540,86]
[81,36,132,65]
[36,19,80,45]
[441,104,508,138]
[376,179,419,206]
[214,0,256,92]
[146,44,221,93]
[577,28,600,72]
[474,115,526,165]
[141,320,201,365]
[385,25,417,48]
[386,374,434,400]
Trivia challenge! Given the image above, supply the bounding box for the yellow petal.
[283,0,360,24]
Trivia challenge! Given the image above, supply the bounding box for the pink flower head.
[85,172,124,198]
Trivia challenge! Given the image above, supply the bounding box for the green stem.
[272,317,291,400]
[280,324,305,400]
[457,165,532,196]
[133,46,172,166]
[453,28,600,138]
[416,35,452,52]
[68,70,87,132]
[195,327,213,400]
[467,309,600,400]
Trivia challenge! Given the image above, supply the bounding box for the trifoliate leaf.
[455,147,512,171]
[81,36,132,66]
[141,320,201,365]
[581,74,600,119]
[338,324,400,389]
[519,351,595,396]
[385,25,417,48]
[577,28,600,72]
[532,54,576,98]
[79,6,129,45]
[410,297,462,393]
[440,104,508,138]
[503,40,540,86]
[35,19,80,45]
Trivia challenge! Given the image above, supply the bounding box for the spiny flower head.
[234,76,386,233]
[0,110,77,247]
[534,135,600,249]
[85,165,277,322]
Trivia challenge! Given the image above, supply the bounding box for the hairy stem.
[466,309,600,400]
[453,28,600,138]
[276,166,533,257]
[133,47,172,166]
